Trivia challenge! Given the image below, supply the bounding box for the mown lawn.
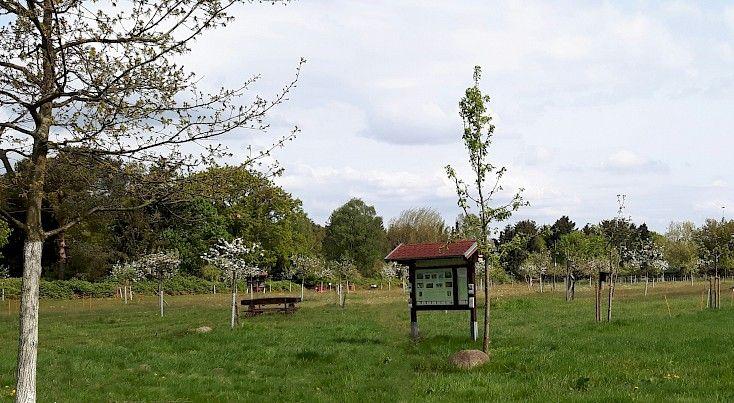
[1,281,733,401]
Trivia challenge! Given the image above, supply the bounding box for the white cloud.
[169,1,734,231]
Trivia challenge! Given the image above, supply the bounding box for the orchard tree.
[109,261,143,304]
[292,254,324,300]
[380,261,400,290]
[0,1,303,398]
[139,250,180,317]
[202,238,263,328]
[445,66,526,353]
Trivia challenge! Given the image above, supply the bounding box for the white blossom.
[201,238,263,280]
[139,250,181,281]
[109,261,144,284]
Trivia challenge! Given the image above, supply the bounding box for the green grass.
[1,281,733,401]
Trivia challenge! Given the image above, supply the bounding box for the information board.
[414,267,469,306]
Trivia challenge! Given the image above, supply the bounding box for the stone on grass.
[195,326,212,334]
[449,349,489,369]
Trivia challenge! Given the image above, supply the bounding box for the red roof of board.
[384,240,478,262]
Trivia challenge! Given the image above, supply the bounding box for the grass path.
[1,281,733,401]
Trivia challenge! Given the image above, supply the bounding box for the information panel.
[414,267,469,306]
[415,268,452,305]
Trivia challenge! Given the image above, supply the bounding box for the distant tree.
[109,261,144,304]
[387,207,449,248]
[292,254,325,299]
[139,251,181,318]
[202,239,263,328]
[445,66,526,352]
[519,252,550,290]
[331,256,358,307]
[324,199,387,276]
[454,213,483,241]
[694,218,734,308]
[380,261,402,290]
[662,221,698,282]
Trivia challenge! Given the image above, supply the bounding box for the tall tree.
[387,207,449,248]
[445,66,526,353]
[323,198,387,276]
[0,1,302,399]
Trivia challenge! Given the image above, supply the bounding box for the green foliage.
[324,198,387,276]
[387,207,449,248]
[0,219,9,258]
[445,66,526,256]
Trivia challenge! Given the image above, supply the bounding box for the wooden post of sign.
[408,264,418,339]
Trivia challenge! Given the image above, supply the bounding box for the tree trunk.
[56,231,68,280]
[230,272,238,329]
[482,258,491,353]
[16,239,43,403]
[606,272,615,322]
[158,281,164,317]
[301,279,304,300]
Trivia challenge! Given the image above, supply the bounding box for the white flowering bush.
[109,261,144,284]
[139,250,181,281]
[0,265,9,279]
[201,238,263,280]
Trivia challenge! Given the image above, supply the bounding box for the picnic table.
[241,296,301,316]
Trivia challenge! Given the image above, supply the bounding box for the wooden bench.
[241,296,301,316]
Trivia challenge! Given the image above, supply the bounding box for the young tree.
[380,261,400,291]
[202,238,263,328]
[109,261,144,304]
[0,1,303,398]
[139,251,181,317]
[332,256,358,307]
[292,254,324,300]
[445,66,526,353]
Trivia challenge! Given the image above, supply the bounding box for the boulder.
[195,326,212,334]
[448,349,489,369]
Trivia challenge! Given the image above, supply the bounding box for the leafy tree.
[445,66,526,352]
[0,0,303,397]
[324,198,387,276]
[387,207,449,248]
[0,219,9,257]
[662,221,698,281]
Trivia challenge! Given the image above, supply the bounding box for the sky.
[181,0,734,232]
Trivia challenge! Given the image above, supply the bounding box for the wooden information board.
[385,240,479,341]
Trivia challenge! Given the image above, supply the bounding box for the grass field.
[1,281,733,401]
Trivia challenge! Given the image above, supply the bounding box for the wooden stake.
[664,294,672,318]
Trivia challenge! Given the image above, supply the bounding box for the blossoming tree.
[139,251,181,317]
[202,238,263,329]
[109,261,144,304]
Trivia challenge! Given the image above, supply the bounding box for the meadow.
[1,281,733,401]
